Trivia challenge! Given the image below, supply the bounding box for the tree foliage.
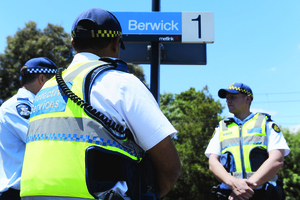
[0,21,73,101]
[0,21,146,102]
[278,129,300,200]
[161,87,224,200]
[127,63,146,84]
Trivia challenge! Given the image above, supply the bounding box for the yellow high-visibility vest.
[21,60,144,199]
[219,113,268,179]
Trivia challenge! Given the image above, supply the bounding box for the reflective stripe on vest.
[219,113,267,178]
[26,117,139,158]
[230,172,278,182]
[21,60,144,199]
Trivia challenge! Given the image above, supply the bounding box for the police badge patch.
[272,123,281,133]
[16,103,31,119]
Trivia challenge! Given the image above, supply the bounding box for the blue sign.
[113,12,182,35]
[112,12,214,43]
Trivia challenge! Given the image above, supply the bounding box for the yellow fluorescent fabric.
[21,60,143,198]
[219,113,267,174]
[21,140,93,198]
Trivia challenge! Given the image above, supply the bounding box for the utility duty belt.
[210,180,285,200]
[0,188,20,200]
[103,191,125,200]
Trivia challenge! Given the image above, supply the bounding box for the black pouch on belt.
[104,190,125,200]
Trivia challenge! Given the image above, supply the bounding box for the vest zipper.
[239,124,246,179]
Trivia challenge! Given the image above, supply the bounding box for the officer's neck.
[76,49,117,58]
[22,84,39,95]
[233,110,251,121]
[74,41,120,59]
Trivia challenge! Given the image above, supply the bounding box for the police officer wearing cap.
[20,8,181,200]
[205,83,290,200]
[0,57,57,200]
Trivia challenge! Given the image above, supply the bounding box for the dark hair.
[72,19,116,51]
[20,66,54,86]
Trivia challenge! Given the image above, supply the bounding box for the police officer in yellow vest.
[205,83,290,200]
[20,8,181,200]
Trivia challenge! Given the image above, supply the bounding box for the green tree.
[0,21,146,102]
[0,21,73,101]
[278,128,300,200]
[127,63,146,84]
[161,87,224,200]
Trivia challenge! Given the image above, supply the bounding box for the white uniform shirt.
[0,88,35,193]
[69,53,177,198]
[205,112,290,189]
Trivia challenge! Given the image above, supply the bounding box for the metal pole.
[150,0,161,104]
[152,0,160,11]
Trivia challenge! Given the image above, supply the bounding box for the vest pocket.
[249,147,268,171]
[220,151,236,172]
[85,145,140,199]
[85,146,127,194]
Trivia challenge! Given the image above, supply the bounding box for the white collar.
[233,112,255,125]
[17,88,35,103]
[70,52,100,66]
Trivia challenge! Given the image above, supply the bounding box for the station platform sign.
[119,42,207,65]
[112,12,214,43]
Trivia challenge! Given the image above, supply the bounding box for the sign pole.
[150,0,161,104]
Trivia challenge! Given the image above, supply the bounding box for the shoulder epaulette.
[17,97,29,101]
[258,112,272,121]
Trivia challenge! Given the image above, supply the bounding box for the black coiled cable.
[55,68,130,138]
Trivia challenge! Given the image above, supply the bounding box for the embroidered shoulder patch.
[16,103,31,119]
[272,123,281,133]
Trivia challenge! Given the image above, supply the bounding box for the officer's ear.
[112,37,120,53]
[246,95,252,104]
[71,38,75,50]
[37,74,46,85]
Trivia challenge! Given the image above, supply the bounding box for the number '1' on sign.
[182,12,214,43]
[192,15,201,38]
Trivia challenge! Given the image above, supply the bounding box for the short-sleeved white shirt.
[205,113,290,157]
[204,113,290,189]
[69,53,177,198]
[0,88,35,193]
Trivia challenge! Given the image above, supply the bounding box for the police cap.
[71,8,125,50]
[218,83,254,100]
[21,57,57,76]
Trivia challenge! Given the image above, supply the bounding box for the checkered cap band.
[72,30,122,38]
[96,30,122,37]
[27,68,57,74]
[227,85,253,98]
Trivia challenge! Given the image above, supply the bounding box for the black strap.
[104,191,125,200]
[0,188,20,200]
[210,186,230,200]
[55,68,131,139]
[224,118,235,126]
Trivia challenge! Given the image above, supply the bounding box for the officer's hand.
[229,192,243,200]
[230,179,255,200]
[228,192,237,200]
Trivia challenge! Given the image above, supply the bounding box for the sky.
[0,0,300,131]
